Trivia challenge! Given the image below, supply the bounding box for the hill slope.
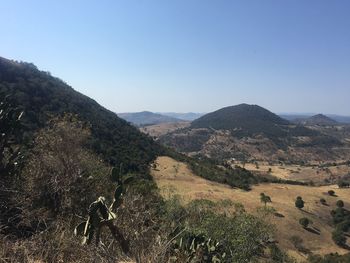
[296,114,338,126]
[159,104,346,163]
[191,104,290,138]
[159,112,205,121]
[0,56,162,172]
[151,156,350,259]
[118,111,184,126]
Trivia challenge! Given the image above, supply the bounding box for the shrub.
[328,190,336,196]
[320,198,327,205]
[299,217,312,229]
[336,200,344,208]
[332,229,346,247]
[260,193,272,206]
[295,196,305,209]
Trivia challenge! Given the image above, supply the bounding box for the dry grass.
[234,161,350,184]
[151,156,350,261]
[139,122,190,137]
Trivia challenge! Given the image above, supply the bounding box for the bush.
[295,196,305,209]
[320,198,327,205]
[328,190,336,196]
[332,229,346,247]
[299,217,312,229]
[260,193,272,206]
[336,200,344,208]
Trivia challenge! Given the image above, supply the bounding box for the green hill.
[118,111,184,126]
[0,57,162,172]
[191,104,291,138]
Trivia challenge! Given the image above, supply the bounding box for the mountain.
[280,113,350,124]
[296,114,338,126]
[159,112,205,121]
[159,104,346,163]
[191,104,290,138]
[118,111,184,126]
[0,57,162,172]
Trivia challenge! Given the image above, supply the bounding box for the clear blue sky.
[1,1,350,114]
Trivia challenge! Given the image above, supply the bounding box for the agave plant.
[74,166,133,254]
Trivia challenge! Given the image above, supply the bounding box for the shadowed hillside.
[118,111,184,126]
[0,57,163,172]
[159,104,346,163]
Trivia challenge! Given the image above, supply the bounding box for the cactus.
[171,230,226,262]
[74,166,133,254]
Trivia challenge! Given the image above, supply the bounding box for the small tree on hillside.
[332,229,347,247]
[328,190,336,196]
[336,200,345,208]
[299,217,312,229]
[260,193,272,207]
[295,196,305,209]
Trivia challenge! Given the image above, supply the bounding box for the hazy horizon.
[1,1,350,115]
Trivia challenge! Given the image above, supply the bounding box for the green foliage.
[74,167,133,253]
[332,229,346,247]
[260,193,272,206]
[165,197,274,262]
[295,196,305,209]
[0,57,162,174]
[336,200,344,208]
[185,155,257,190]
[328,190,335,196]
[299,217,312,229]
[0,95,24,176]
[171,231,226,262]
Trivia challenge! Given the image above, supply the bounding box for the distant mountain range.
[158,112,205,121]
[118,111,185,126]
[191,104,290,138]
[159,104,350,163]
[280,113,350,124]
[292,114,338,126]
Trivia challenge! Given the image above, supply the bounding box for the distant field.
[151,156,350,261]
[140,121,190,137]
[234,161,350,184]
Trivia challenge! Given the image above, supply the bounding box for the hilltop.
[159,104,347,163]
[0,56,162,171]
[118,111,184,126]
[295,114,338,126]
[191,104,290,138]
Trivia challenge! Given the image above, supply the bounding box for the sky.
[1,0,350,115]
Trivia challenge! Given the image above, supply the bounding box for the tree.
[332,229,346,247]
[295,196,305,209]
[336,200,345,208]
[260,193,272,207]
[299,217,312,229]
[328,190,336,196]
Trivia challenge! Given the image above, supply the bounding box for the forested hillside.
[0,57,162,172]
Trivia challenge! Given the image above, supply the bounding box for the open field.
[151,156,350,261]
[233,161,350,184]
[139,121,190,137]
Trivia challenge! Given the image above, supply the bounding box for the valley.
[151,156,350,261]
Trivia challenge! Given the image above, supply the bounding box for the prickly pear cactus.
[171,230,226,262]
[74,166,133,253]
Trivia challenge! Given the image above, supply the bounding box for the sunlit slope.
[151,156,350,259]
